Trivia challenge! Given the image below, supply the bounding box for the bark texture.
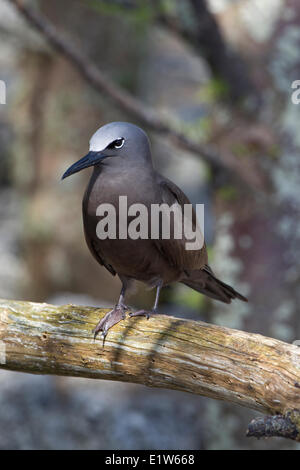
[0,298,299,427]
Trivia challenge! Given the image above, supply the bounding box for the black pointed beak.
[62,151,107,180]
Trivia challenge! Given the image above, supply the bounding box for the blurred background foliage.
[0,0,300,449]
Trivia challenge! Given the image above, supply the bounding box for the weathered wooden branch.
[0,298,299,441]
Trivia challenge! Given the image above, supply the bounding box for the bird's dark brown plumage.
[63,122,247,338]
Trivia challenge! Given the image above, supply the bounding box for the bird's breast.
[85,167,159,214]
[81,169,181,284]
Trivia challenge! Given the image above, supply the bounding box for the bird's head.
[62,121,152,179]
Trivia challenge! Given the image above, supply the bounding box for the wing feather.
[153,174,208,272]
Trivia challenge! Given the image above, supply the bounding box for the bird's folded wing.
[153,175,208,272]
[86,234,116,276]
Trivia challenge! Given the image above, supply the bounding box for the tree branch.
[6,0,266,191]
[247,411,300,441]
[0,298,300,441]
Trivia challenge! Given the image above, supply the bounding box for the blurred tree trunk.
[203,0,300,449]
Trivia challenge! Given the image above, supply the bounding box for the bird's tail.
[181,265,248,304]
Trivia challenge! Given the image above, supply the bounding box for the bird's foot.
[94,304,128,340]
[129,309,157,320]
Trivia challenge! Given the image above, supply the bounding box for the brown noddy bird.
[62,122,247,338]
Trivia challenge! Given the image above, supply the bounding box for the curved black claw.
[129,309,157,320]
[94,305,128,340]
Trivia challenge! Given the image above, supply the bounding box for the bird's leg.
[94,282,129,339]
[129,282,162,319]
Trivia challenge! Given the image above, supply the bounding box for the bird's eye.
[114,138,124,148]
[107,138,125,149]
